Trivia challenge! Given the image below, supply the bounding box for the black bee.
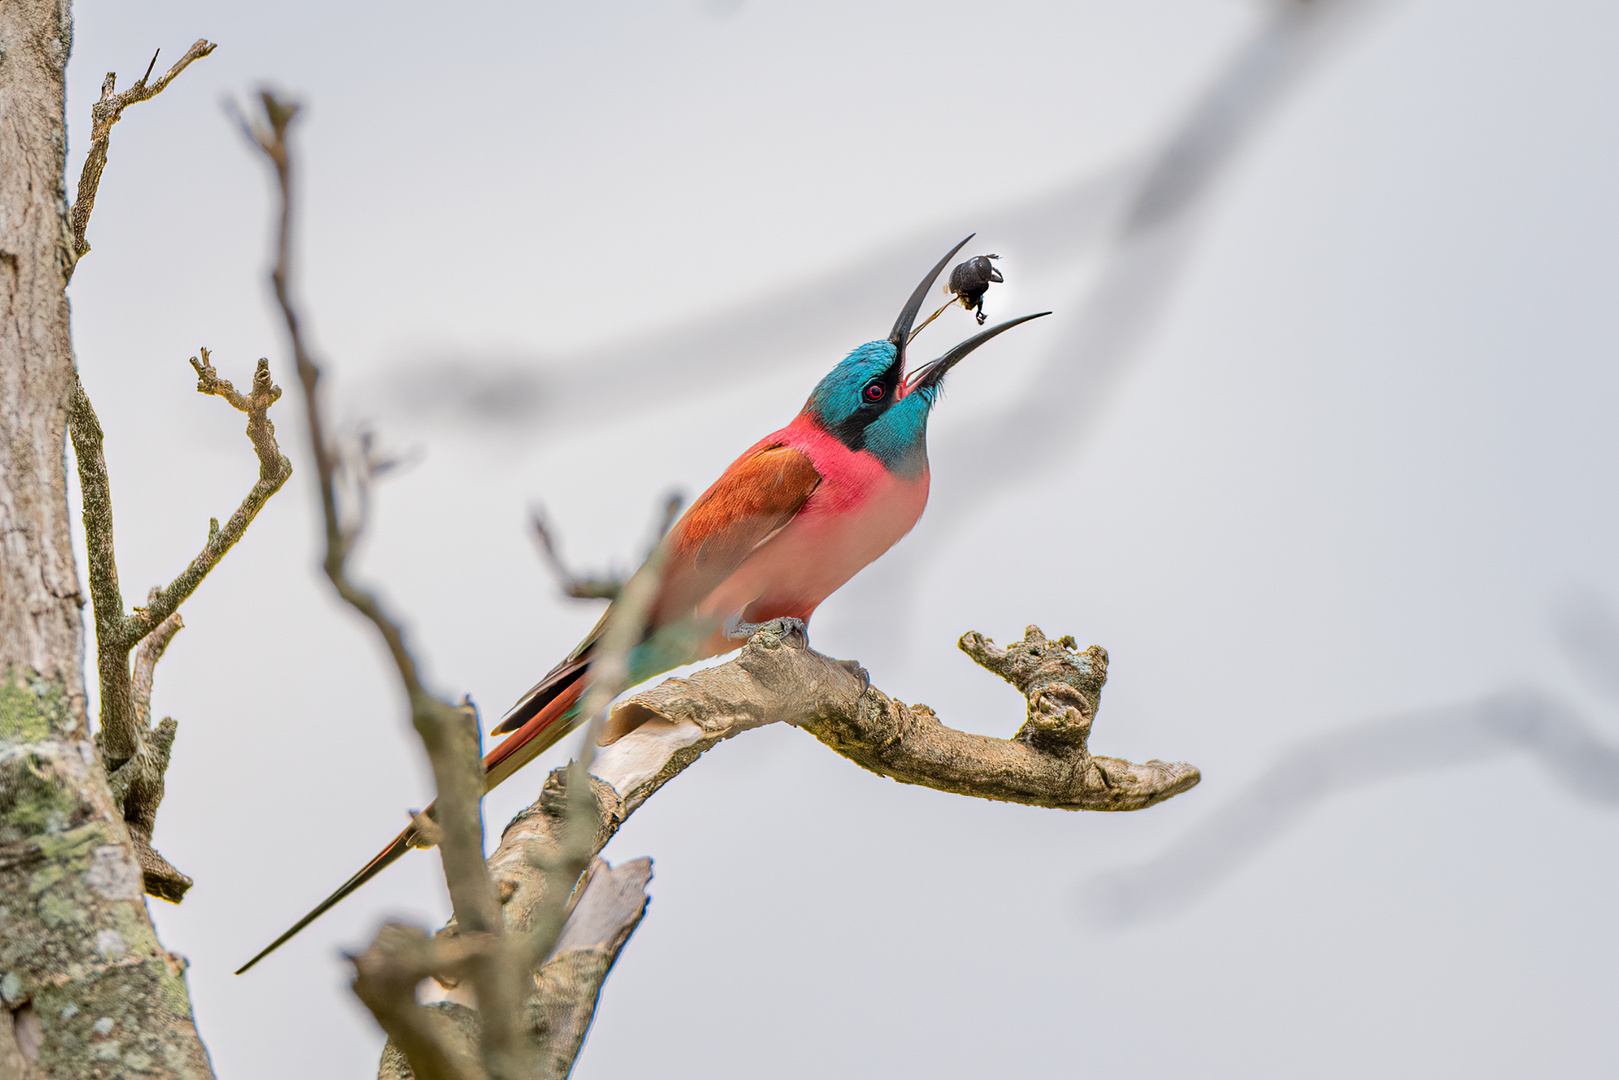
[947,254,1003,325]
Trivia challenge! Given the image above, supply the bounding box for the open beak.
[888,237,1049,394]
[889,235,975,356]
[904,312,1051,394]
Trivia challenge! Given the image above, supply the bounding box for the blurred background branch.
[1082,597,1619,927]
[530,492,683,603]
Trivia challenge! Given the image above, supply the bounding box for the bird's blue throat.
[804,340,934,478]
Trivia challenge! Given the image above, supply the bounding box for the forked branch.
[66,349,290,900]
[68,38,217,273]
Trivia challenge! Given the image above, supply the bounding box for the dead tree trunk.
[0,2,214,1075]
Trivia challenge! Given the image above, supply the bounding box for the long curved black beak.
[904,311,1051,394]
[889,235,975,352]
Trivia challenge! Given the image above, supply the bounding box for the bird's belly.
[693,471,928,654]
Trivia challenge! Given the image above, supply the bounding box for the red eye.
[864,382,885,402]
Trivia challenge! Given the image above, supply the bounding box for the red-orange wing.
[653,443,821,625]
[491,443,818,738]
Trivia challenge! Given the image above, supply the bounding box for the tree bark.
[0,2,214,1075]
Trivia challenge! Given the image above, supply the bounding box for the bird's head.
[803,236,1048,477]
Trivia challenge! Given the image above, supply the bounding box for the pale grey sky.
[63,0,1619,1076]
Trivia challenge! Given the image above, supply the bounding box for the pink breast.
[690,417,929,656]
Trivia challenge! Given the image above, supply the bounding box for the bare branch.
[527,858,651,1079]
[65,347,290,902]
[808,628,1194,809]
[504,539,670,991]
[119,603,190,902]
[402,521,670,1078]
[68,39,217,273]
[391,859,651,1080]
[136,350,293,637]
[130,605,184,730]
[66,375,137,756]
[490,622,1192,880]
[594,622,1195,816]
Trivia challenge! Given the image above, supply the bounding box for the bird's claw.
[726,614,809,646]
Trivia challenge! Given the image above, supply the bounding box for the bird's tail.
[235,667,591,975]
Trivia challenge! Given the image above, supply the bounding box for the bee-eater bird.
[237,236,1049,973]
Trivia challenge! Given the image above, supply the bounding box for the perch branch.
[467,622,1195,1078]
[490,622,1196,899]
[68,38,217,273]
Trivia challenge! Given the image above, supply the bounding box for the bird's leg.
[725,613,809,646]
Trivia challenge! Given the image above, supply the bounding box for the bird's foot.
[726,614,809,646]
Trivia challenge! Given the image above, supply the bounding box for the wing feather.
[493,443,819,736]
[653,443,821,624]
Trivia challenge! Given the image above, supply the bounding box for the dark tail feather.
[234,826,415,974]
[489,656,590,737]
[481,676,589,791]
[237,663,595,974]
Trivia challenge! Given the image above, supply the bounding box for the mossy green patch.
[111,901,159,955]
[159,967,194,1020]
[28,863,66,896]
[38,890,82,927]
[0,670,73,742]
[1,753,80,839]
[38,821,104,860]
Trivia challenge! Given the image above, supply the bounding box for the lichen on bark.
[1,671,213,1077]
[0,0,219,1069]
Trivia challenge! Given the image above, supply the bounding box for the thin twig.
[530,492,682,602]
[244,88,671,1070]
[130,350,294,638]
[68,39,217,273]
[130,603,184,730]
